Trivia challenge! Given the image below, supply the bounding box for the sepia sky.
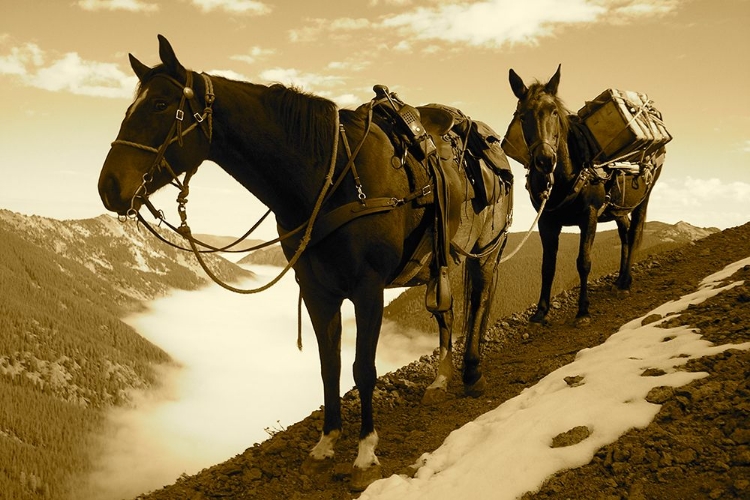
[1,0,748,237]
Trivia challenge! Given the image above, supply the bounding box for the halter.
[514,105,560,171]
[112,71,215,221]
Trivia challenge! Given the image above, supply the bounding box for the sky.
[80,254,750,499]
[1,0,749,239]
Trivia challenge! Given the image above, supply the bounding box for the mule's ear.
[545,64,562,95]
[157,34,186,80]
[509,69,527,100]
[129,54,150,81]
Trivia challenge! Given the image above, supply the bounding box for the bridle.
[514,100,560,183]
[112,70,215,223]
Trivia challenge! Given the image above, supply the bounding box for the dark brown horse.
[98,35,512,489]
[506,65,664,326]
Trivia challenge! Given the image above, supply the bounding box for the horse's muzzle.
[98,171,133,215]
[531,143,558,175]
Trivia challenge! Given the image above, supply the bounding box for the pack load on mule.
[504,87,671,174]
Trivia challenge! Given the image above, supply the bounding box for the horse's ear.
[509,69,527,100]
[157,34,186,80]
[129,54,150,81]
[545,64,562,95]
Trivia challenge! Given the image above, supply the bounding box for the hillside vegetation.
[0,211,251,500]
[383,221,717,333]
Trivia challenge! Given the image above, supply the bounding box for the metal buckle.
[176,109,184,121]
[421,185,432,197]
[194,112,204,123]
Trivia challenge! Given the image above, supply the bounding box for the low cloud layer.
[79,265,430,499]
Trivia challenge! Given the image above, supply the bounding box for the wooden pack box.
[577,89,671,162]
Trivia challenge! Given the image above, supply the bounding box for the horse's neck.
[206,79,330,229]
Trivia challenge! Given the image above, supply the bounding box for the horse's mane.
[262,84,338,163]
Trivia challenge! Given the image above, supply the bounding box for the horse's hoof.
[574,315,591,327]
[464,374,486,398]
[300,456,334,478]
[350,463,382,492]
[528,319,547,330]
[421,386,449,405]
[616,288,631,299]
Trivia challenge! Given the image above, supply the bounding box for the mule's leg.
[422,309,454,405]
[349,281,386,491]
[618,195,650,291]
[530,217,562,325]
[300,291,344,475]
[614,216,632,291]
[575,209,598,324]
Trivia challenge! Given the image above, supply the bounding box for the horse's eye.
[154,101,168,112]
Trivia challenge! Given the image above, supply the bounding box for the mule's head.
[508,64,567,177]
[98,35,211,216]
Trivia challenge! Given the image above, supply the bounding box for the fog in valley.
[82,265,434,500]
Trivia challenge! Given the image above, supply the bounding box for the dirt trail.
[138,223,750,500]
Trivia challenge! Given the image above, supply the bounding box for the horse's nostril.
[99,173,122,211]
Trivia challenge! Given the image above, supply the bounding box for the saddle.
[372,87,512,312]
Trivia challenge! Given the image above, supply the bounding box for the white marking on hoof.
[426,373,449,393]
[309,429,340,461]
[353,431,380,470]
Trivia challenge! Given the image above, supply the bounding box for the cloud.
[289,17,372,43]
[230,46,276,65]
[258,67,347,92]
[189,0,271,15]
[0,42,136,98]
[650,177,750,229]
[298,0,680,49]
[742,140,750,153]
[77,0,159,13]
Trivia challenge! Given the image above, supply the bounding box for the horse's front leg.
[531,217,561,326]
[575,209,598,324]
[614,215,632,291]
[300,290,344,476]
[422,308,454,405]
[349,281,386,491]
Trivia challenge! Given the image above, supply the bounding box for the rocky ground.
[137,222,750,500]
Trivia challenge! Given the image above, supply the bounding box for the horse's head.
[508,64,568,178]
[98,35,213,216]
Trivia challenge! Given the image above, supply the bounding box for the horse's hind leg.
[462,231,505,397]
[422,308,454,405]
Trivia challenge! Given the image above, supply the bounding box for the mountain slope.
[133,221,748,500]
[0,210,253,500]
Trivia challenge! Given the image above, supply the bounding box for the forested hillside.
[0,211,251,500]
